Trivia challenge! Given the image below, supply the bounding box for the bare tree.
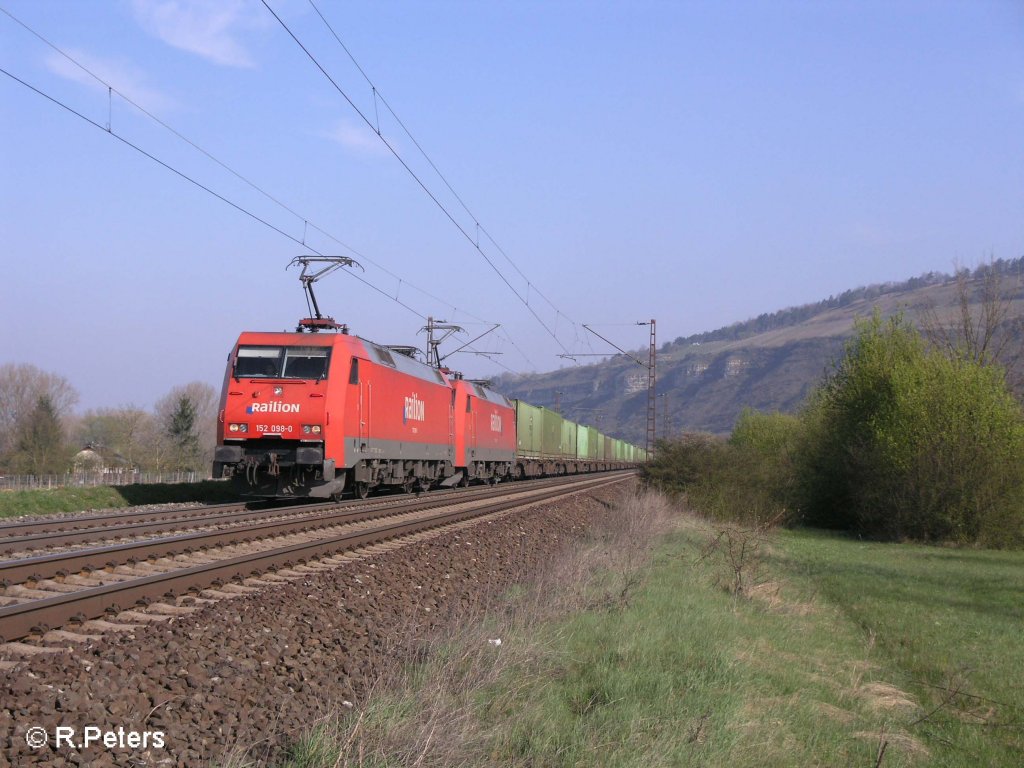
[75,406,154,468]
[921,259,1024,392]
[154,382,218,471]
[13,394,68,474]
[0,363,79,468]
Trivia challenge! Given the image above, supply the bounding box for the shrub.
[642,433,725,498]
[728,409,801,517]
[797,313,1024,546]
[642,423,795,526]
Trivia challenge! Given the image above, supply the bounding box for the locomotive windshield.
[235,346,331,379]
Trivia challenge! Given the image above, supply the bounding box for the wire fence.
[0,470,209,492]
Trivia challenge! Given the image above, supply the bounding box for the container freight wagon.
[513,400,551,477]
[214,332,459,499]
[509,400,647,477]
[452,379,516,484]
[513,400,577,477]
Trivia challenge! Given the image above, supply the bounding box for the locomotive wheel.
[401,479,415,494]
[355,482,370,499]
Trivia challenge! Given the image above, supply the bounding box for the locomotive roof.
[457,378,511,408]
[358,337,449,387]
[233,330,450,387]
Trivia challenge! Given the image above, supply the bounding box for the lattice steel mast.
[646,319,656,456]
[564,319,657,456]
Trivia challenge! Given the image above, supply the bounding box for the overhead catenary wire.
[0,8,531,371]
[0,65,525,373]
[0,8,475,327]
[306,0,569,323]
[262,0,575,357]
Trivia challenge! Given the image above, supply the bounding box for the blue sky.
[2,0,1022,410]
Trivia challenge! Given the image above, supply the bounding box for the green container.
[561,419,577,459]
[540,407,563,458]
[576,424,589,459]
[514,400,544,456]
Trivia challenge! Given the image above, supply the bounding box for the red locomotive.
[452,378,516,484]
[214,330,471,498]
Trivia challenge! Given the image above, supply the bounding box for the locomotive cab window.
[234,346,330,380]
[349,357,359,385]
[235,347,282,378]
[282,347,330,379]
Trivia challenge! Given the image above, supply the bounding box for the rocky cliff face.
[494,273,1024,443]
[495,335,846,442]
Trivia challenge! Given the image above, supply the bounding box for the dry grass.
[857,682,920,713]
[234,487,679,768]
[854,730,932,760]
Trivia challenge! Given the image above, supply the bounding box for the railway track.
[0,484,513,558]
[0,472,632,647]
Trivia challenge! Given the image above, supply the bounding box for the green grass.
[476,527,923,767]
[268,516,1024,767]
[770,530,1024,766]
[0,480,243,518]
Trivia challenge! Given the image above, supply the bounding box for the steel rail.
[0,473,618,544]
[1,487,478,551]
[0,473,633,584]
[0,490,476,545]
[0,474,630,642]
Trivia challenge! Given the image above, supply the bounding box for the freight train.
[212,328,647,500]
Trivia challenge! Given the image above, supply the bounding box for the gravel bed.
[0,502,212,526]
[0,482,628,767]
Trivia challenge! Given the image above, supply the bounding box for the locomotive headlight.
[228,423,248,433]
[302,424,322,435]
[229,423,239,433]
